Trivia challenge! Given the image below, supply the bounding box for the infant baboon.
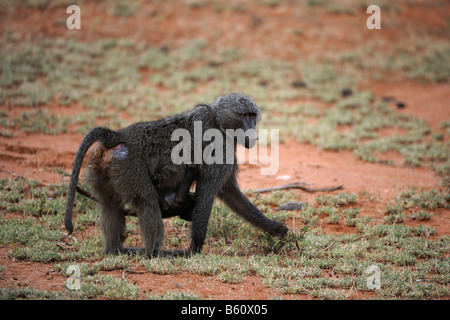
[65,93,288,257]
[86,143,196,221]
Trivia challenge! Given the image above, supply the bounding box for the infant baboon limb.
[175,164,196,203]
[152,163,198,208]
[88,143,128,178]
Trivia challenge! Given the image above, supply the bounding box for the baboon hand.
[271,221,289,237]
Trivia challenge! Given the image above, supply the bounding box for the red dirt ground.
[0,1,449,299]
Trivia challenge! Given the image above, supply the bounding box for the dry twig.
[253,181,343,193]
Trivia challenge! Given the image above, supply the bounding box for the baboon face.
[237,111,258,149]
[214,93,261,149]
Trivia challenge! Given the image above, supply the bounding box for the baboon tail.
[64,127,120,234]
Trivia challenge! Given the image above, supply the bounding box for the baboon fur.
[64,93,289,257]
[87,144,196,221]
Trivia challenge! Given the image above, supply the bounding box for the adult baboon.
[64,93,288,257]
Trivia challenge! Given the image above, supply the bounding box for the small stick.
[253,181,343,194]
[76,186,97,201]
[122,269,144,282]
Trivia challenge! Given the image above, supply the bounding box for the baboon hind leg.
[96,187,127,255]
[133,200,164,257]
[126,172,164,258]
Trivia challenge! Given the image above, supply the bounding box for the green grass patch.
[0,177,448,299]
[0,11,449,299]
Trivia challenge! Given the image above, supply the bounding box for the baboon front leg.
[160,180,216,258]
[219,179,289,237]
[188,180,217,254]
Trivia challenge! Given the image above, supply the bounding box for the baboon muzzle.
[244,129,258,149]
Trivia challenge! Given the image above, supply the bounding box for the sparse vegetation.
[0,177,448,299]
[0,0,448,300]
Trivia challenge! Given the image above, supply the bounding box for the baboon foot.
[121,247,162,258]
[160,248,193,258]
[121,247,145,256]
